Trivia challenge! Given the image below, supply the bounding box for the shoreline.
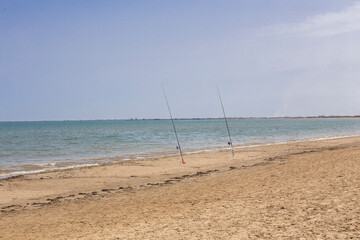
[2,133,360,180]
[1,135,360,209]
[0,135,359,238]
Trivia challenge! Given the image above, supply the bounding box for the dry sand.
[0,137,359,239]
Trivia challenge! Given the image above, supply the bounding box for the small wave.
[11,164,47,170]
[37,162,57,167]
[0,169,10,173]
[10,161,76,170]
[308,134,360,142]
[0,163,99,179]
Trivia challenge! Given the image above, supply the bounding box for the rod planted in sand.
[161,83,185,164]
[216,85,235,156]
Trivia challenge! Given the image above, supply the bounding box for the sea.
[1,118,360,178]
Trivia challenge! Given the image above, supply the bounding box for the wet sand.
[0,137,359,239]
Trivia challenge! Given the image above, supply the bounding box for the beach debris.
[1,204,21,209]
[147,182,161,186]
[32,202,46,206]
[47,196,64,202]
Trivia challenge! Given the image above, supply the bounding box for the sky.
[1,0,360,121]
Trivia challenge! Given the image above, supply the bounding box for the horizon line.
[1,115,360,122]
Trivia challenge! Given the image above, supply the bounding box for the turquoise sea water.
[1,118,360,178]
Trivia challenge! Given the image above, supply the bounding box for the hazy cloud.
[268,2,360,37]
[2,1,360,120]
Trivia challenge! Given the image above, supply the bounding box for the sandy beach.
[0,136,359,239]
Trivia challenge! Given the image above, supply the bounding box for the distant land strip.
[2,115,360,122]
[123,115,360,121]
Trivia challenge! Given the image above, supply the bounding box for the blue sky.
[1,0,360,121]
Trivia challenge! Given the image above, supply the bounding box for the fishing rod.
[216,85,234,156]
[161,83,185,164]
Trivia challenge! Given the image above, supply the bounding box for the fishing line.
[216,85,234,156]
[161,83,185,164]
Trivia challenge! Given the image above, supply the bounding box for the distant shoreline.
[2,115,360,122]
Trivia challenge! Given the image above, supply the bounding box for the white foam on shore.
[0,163,99,179]
[309,134,360,141]
[1,134,359,180]
[37,162,57,167]
[182,134,360,155]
